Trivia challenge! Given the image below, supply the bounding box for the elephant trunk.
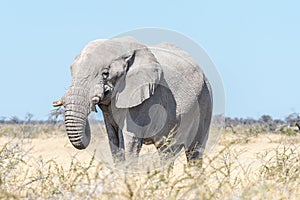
[64,87,91,150]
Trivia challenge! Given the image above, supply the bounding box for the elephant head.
[53,37,162,150]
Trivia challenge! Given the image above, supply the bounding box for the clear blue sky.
[0,1,299,120]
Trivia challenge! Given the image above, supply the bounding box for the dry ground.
[1,124,300,199]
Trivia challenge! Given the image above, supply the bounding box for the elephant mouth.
[104,89,110,96]
[104,84,112,94]
[100,94,112,105]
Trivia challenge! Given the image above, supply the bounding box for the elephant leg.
[186,78,212,167]
[107,128,125,163]
[102,110,125,163]
[156,140,184,171]
[185,119,211,167]
[185,118,209,167]
[123,132,143,160]
[185,141,206,167]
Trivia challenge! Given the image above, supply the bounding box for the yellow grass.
[1,124,300,199]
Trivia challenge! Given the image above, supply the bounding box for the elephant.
[53,36,213,166]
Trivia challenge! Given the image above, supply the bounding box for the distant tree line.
[1,111,300,132]
[0,109,65,124]
[224,113,300,132]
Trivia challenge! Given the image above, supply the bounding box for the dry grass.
[0,124,300,199]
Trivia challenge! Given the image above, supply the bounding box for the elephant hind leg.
[156,141,184,171]
[186,79,212,167]
[185,142,206,167]
[185,116,210,167]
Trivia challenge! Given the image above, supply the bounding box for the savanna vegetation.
[0,112,300,199]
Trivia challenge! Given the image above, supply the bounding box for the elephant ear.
[114,48,162,108]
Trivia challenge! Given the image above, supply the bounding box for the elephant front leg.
[108,132,125,163]
[123,132,143,160]
[102,109,125,163]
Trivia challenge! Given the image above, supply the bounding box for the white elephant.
[54,37,213,166]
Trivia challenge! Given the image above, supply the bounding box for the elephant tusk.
[53,100,64,107]
[92,96,100,104]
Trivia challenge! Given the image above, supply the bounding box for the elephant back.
[150,44,205,114]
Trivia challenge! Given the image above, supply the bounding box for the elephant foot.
[187,158,203,168]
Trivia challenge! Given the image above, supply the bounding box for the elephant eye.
[102,70,109,79]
